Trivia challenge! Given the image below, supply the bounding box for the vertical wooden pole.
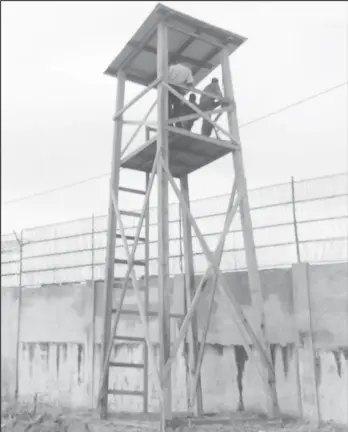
[220,49,279,417]
[157,21,171,430]
[100,71,126,419]
[291,176,301,263]
[180,175,204,416]
[143,168,150,413]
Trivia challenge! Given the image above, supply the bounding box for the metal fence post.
[291,176,301,263]
[14,230,23,400]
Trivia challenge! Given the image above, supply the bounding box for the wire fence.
[1,173,347,288]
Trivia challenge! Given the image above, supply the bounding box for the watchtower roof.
[105,3,247,87]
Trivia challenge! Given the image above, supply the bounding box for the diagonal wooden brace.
[121,100,157,158]
[162,157,275,384]
[162,174,243,384]
[113,77,161,121]
[165,82,241,147]
[190,178,238,406]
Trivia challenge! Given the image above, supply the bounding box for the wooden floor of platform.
[121,130,234,178]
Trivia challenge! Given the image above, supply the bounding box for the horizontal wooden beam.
[168,105,232,126]
[166,83,240,146]
[167,80,231,104]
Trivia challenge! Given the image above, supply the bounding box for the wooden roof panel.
[105,3,246,87]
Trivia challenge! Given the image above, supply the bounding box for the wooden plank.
[120,210,141,217]
[108,389,144,397]
[114,259,145,266]
[119,186,146,195]
[114,336,145,343]
[109,362,145,369]
[157,21,172,430]
[180,176,203,416]
[220,48,279,417]
[100,70,126,419]
[115,234,146,242]
[112,308,184,319]
[143,170,150,414]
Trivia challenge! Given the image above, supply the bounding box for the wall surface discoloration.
[1,286,20,398]
[1,263,347,425]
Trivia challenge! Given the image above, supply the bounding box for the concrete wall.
[1,263,347,425]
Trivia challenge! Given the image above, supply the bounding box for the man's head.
[212,78,219,84]
[189,93,196,103]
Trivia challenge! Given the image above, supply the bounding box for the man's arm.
[185,69,194,86]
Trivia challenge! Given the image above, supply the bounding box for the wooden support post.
[100,70,126,419]
[180,176,203,416]
[157,20,172,430]
[220,49,279,416]
[143,170,150,413]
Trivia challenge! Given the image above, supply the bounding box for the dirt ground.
[1,399,347,432]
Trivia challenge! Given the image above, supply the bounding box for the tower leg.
[180,175,204,416]
[220,49,279,417]
[157,21,172,430]
[100,71,126,419]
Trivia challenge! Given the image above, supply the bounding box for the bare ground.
[1,399,347,432]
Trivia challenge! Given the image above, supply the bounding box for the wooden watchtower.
[97,3,279,431]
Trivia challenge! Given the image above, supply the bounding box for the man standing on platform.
[168,62,194,126]
[199,78,223,137]
[181,93,199,132]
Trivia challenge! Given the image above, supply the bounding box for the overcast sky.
[1,1,347,235]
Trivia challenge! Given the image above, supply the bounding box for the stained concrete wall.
[1,263,347,425]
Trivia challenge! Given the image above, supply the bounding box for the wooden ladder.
[98,183,151,416]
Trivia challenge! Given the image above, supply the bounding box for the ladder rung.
[115,234,146,242]
[114,336,145,343]
[112,309,184,319]
[120,210,141,217]
[109,361,144,369]
[114,259,145,266]
[119,187,146,195]
[108,389,144,396]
